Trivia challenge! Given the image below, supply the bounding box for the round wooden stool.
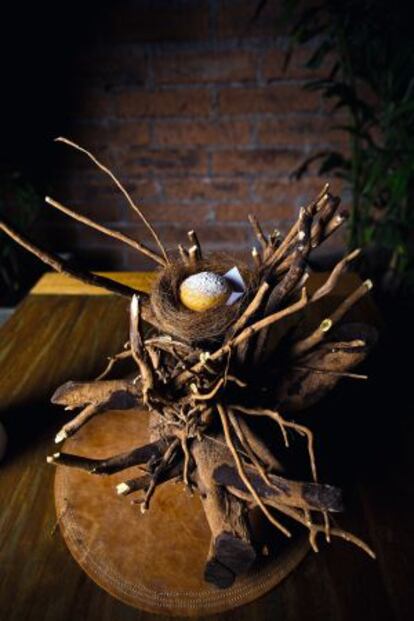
[55,409,309,616]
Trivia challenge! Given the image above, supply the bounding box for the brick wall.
[43,0,346,271]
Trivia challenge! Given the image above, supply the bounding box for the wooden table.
[0,272,412,621]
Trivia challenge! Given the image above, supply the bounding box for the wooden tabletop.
[0,272,412,621]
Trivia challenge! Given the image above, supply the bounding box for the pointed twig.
[0,220,147,301]
[311,249,361,302]
[248,214,267,250]
[187,230,202,261]
[178,244,189,265]
[174,288,308,386]
[55,136,169,264]
[233,405,317,482]
[227,281,270,337]
[291,280,373,358]
[130,295,154,403]
[217,403,291,537]
[45,196,164,266]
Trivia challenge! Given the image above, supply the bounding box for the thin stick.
[228,281,270,337]
[130,295,154,403]
[191,378,225,401]
[267,502,375,559]
[178,429,192,489]
[0,220,146,301]
[95,350,131,381]
[45,196,164,266]
[311,249,361,302]
[293,366,368,380]
[174,287,308,386]
[228,409,273,487]
[55,403,100,443]
[248,214,267,250]
[187,230,202,261]
[55,136,169,264]
[266,184,329,267]
[217,404,291,537]
[178,244,189,265]
[141,438,180,512]
[291,280,373,358]
[251,246,261,268]
[188,245,199,268]
[233,405,317,482]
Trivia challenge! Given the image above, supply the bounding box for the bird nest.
[150,254,257,343]
[0,137,377,589]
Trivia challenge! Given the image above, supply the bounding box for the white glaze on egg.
[179,271,230,312]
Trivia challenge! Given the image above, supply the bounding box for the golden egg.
[179,271,231,312]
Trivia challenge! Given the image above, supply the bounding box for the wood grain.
[0,272,410,621]
[55,408,309,616]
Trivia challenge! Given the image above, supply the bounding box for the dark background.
[0,0,346,277]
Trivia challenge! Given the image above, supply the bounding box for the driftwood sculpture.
[0,138,377,589]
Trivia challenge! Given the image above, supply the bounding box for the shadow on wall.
[1,1,345,278]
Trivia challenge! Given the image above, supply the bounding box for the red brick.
[114,89,211,118]
[48,174,160,221]
[263,48,336,82]
[162,177,250,202]
[258,116,347,148]
[215,202,295,222]
[211,149,302,176]
[220,85,320,115]
[135,203,214,223]
[104,2,209,44]
[119,148,208,175]
[153,120,251,147]
[153,50,257,85]
[123,222,250,248]
[69,122,151,150]
[253,177,335,205]
[218,1,286,39]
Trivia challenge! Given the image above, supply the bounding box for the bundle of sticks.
[0,138,377,589]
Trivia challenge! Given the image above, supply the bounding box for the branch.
[174,287,308,387]
[291,280,373,358]
[47,437,169,474]
[130,295,154,404]
[0,220,149,302]
[55,136,169,264]
[311,249,361,302]
[45,196,164,266]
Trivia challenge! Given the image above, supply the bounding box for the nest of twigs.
[151,254,256,343]
[0,137,378,590]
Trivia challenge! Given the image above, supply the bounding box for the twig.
[141,438,180,512]
[55,136,169,264]
[293,366,368,380]
[248,214,267,250]
[95,350,131,381]
[233,405,317,482]
[311,249,361,302]
[178,244,189,265]
[45,196,164,266]
[0,220,148,302]
[291,280,373,358]
[130,295,154,403]
[227,409,273,487]
[54,404,102,443]
[217,404,291,537]
[227,281,270,337]
[187,230,202,261]
[174,288,308,386]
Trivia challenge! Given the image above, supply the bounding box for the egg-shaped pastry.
[179,271,231,312]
